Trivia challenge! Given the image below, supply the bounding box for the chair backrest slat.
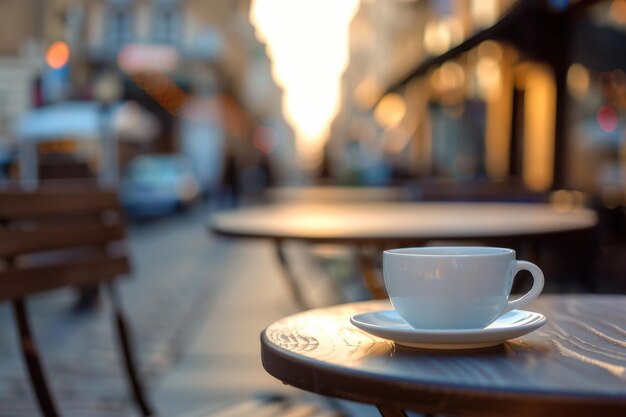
[0,256,130,301]
[0,191,121,219]
[0,189,130,300]
[0,224,125,257]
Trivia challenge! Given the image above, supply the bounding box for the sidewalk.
[152,239,305,416]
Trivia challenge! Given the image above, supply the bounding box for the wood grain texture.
[211,202,597,243]
[261,296,626,417]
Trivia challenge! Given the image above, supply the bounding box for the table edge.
[210,224,597,243]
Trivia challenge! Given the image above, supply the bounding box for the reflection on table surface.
[264,186,411,204]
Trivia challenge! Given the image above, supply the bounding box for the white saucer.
[350,309,546,350]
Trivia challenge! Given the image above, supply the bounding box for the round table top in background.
[211,202,597,243]
[261,296,626,417]
[264,186,411,204]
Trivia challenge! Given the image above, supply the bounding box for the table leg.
[105,282,154,417]
[274,240,309,310]
[356,241,429,300]
[357,245,388,299]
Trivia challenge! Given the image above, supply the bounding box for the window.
[106,0,135,48]
[153,0,181,44]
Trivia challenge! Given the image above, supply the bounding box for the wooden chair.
[0,189,343,417]
[0,189,153,417]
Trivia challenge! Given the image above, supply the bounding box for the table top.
[264,186,411,204]
[261,296,626,417]
[211,202,597,243]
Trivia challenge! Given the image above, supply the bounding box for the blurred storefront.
[329,0,626,217]
[1,0,299,193]
[0,0,624,216]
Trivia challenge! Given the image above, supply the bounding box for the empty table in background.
[210,202,598,306]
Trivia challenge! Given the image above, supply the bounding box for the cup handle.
[501,260,544,315]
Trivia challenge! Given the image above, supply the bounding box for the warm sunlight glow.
[250,0,359,169]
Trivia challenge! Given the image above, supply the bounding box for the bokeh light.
[597,105,618,133]
[567,63,590,100]
[424,17,463,56]
[45,41,70,69]
[374,93,406,128]
[471,0,499,28]
[431,61,465,93]
[610,0,626,24]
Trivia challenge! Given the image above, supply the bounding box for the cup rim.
[383,246,515,257]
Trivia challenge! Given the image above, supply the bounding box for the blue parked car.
[121,155,200,218]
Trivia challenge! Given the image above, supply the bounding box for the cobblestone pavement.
[0,206,239,417]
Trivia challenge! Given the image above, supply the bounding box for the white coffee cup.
[383,247,544,329]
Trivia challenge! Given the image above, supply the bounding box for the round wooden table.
[261,296,626,417]
[210,202,597,308]
[211,202,596,243]
[210,202,597,306]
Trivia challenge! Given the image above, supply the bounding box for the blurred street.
[0,204,320,417]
